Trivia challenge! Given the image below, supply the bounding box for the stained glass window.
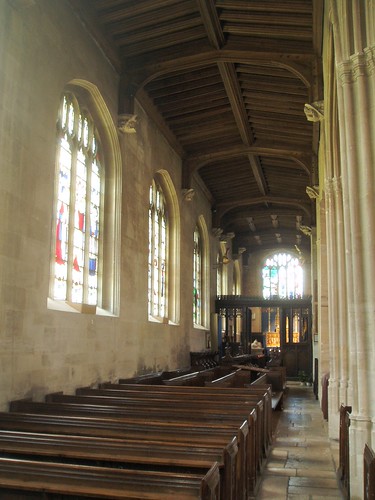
[216,253,222,296]
[53,93,102,306]
[148,180,168,319]
[193,226,202,325]
[262,253,303,299]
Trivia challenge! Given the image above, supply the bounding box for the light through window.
[148,180,168,319]
[262,253,303,299]
[53,93,102,306]
[193,226,202,325]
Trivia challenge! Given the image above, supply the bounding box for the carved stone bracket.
[306,185,320,199]
[182,188,195,201]
[304,101,324,122]
[118,114,138,134]
[299,225,312,237]
[233,247,246,260]
[212,228,223,238]
[220,232,235,242]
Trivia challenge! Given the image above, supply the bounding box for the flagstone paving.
[255,382,344,499]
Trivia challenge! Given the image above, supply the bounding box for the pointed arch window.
[262,252,303,299]
[148,179,168,319]
[193,226,202,325]
[52,92,102,308]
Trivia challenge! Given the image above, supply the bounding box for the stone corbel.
[182,188,195,201]
[212,228,223,238]
[220,232,235,242]
[306,185,319,199]
[299,225,312,237]
[118,114,138,134]
[233,247,246,260]
[304,101,324,122]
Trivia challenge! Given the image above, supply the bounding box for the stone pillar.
[318,191,330,381]
[336,46,375,500]
[325,178,340,438]
[332,177,349,409]
[326,3,375,495]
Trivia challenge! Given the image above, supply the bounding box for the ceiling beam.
[196,0,225,49]
[214,196,311,225]
[130,50,312,89]
[182,145,311,187]
[248,154,268,196]
[218,62,255,146]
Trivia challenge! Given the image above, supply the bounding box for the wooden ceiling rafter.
[69,0,319,256]
[128,51,313,90]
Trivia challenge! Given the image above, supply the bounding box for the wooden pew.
[202,371,270,468]
[0,456,220,499]
[119,369,200,385]
[95,380,272,456]
[0,409,250,496]
[45,389,265,497]
[9,379,270,498]
[65,385,271,494]
[75,382,270,494]
[338,404,352,499]
[0,429,236,500]
[49,386,269,461]
[163,370,272,449]
[165,370,273,449]
[364,443,375,500]
[225,368,284,411]
[11,391,261,497]
[6,403,251,500]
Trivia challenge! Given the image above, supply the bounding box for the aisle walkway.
[255,382,344,499]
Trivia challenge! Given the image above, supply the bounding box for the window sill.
[47,298,117,317]
[193,323,209,331]
[148,315,179,326]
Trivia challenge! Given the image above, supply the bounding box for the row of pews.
[0,365,275,499]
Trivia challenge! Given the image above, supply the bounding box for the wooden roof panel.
[69,0,320,254]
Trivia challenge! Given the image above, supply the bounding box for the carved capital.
[337,48,375,85]
[304,101,324,122]
[118,114,138,134]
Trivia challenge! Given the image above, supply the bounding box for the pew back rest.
[364,443,375,500]
[0,457,221,499]
[250,374,268,386]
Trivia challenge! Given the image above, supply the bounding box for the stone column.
[336,46,375,500]
[325,178,340,438]
[332,177,349,408]
[327,2,375,495]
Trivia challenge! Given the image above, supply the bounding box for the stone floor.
[255,382,344,499]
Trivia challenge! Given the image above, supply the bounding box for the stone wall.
[0,0,213,410]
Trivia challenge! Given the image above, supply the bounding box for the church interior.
[0,0,374,498]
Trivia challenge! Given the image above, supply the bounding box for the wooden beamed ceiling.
[69,0,323,257]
